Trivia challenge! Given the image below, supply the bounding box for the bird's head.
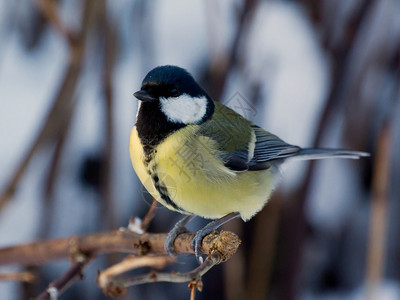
[134,65,214,125]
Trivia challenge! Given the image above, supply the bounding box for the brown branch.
[316,0,373,147]
[98,251,223,298]
[246,196,281,300]
[37,99,76,240]
[97,230,240,297]
[0,271,35,282]
[33,0,74,41]
[189,279,202,300]
[0,229,239,297]
[97,255,176,297]
[277,3,373,299]
[126,252,217,284]
[366,123,392,297]
[140,198,158,232]
[0,0,96,212]
[0,230,240,267]
[208,0,260,101]
[222,218,245,300]
[35,254,92,300]
[127,199,158,234]
[100,0,118,231]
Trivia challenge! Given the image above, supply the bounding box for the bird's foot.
[191,212,241,264]
[165,215,195,255]
[191,225,215,264]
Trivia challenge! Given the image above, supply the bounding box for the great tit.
[130,65,368,261]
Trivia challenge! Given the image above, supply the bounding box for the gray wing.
[247,125,369,169]
[247,125,301,169]
[222,125,301,171]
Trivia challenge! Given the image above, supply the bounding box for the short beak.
[133,90,156,102]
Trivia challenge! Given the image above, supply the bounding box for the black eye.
[170,88,179,97]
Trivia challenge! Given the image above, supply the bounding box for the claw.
[165,213,241,262]
[191,212,241,264]
[164,215,195,255]
[191,228,213,264]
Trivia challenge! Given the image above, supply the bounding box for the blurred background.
[0,0,399,299]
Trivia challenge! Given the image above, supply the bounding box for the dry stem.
[0,230,240,267]
[0,229,239,298]
[35,254,92,300]
[96,230,239,297]
[366,123,392,298]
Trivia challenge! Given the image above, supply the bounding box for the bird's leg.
[165,215,196,255]
[192,212,241,264]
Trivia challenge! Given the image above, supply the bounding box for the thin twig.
[101,0,118,231]
[208,0,260,101]
[277,2,373,298]
[0,0,95,212]
[140,199,158,232]
[97,255,176,297]
[315,0,373,146]
[104,252,218,298]
[127,199,158,233]
[0,271,35,282]
[35,254,92,300]
[366,123,391,299]
[222,218,245,300]
[126,253,218,285]
[33,0,74,41]
[97,232,237,297]
[189,279,197,300]
[246,196,281,300]
[37,96,77,241]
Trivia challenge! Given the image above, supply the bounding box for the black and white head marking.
[134,65,215,149]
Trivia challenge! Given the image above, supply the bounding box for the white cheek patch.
[160,94,208,124]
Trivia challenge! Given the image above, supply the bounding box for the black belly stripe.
[145,155,187,213]
[153,179,185,212]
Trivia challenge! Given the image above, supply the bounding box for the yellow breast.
[129,126,277,221]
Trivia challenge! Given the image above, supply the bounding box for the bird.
[130,65,369,262]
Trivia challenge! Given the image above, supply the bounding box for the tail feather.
[292,148,370,161]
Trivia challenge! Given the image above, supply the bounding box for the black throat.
[135,99,215,156]
[136,101,185,155]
